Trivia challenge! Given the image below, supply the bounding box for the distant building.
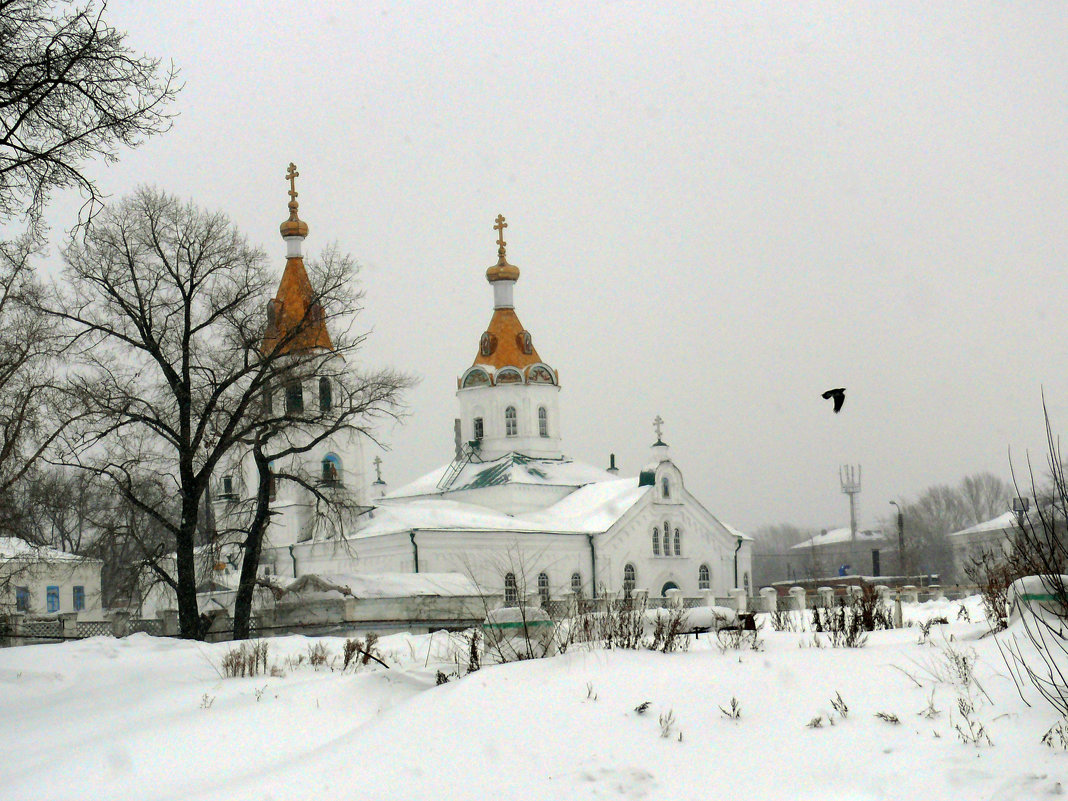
[0,538,104,619]
[789,527,894,579]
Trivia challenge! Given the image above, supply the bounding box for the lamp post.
[889,500,905,578]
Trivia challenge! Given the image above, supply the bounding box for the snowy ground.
[1,596,1065,800]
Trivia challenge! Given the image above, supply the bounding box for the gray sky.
[40,2,1068,533]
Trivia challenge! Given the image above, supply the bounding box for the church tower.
[456,215,562,461]
[225,164,367,550]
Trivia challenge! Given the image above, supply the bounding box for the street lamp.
[889,500,905,578]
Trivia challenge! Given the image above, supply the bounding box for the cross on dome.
[286,162,299,203]
[653,415,666,445]
[373,455,383,483]
[494,214,508,259]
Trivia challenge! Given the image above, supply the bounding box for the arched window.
[663,520,671,555]
[674,528,681,556]
[504,572,518,606]
[623,563,636,596]
[662,476,670,498]
[571,572,582,596]
[698,564,710,590]
[538,406,548,437]
[319,377,332,411]
[652,527,660,556]
[473,417,484,441]
[262,382,273,415]
[221,475,234,499]
[743,573,751,594]
[285,380,303,414]
[321,453,341,486]
[538,572,550,607]
[505,406,517,437]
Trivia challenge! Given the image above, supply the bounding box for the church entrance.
[660,581,679,597]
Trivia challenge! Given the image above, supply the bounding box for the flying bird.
[822,388,846,413]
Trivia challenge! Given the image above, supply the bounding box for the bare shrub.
[658,709,676,737]
[342,633,387,671]
[830,691,848,719]
[964,548,1015,632]
[307,642,330,668]
[220,640,270,678]
[874,711,900,724]
[719,697,741,720]
[716,627,763,652]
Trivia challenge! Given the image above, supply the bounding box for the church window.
[662,476,670,498]
[518,330,533,355]
[321,453,341,487]
[743,572,750,594]
[698,564,710,590]
[319,377,332,411]
[571,572,582,596]
[15,586,29,612]
[674,528,681,556]
[474,417,484,441]
[538,406,548,437]
[268,462,277,501]
[663,520,671,555]
[221,475,234,498]
[505,406,517,437]
[285,380,303,414]
[504,572,518,606]
[538,572,550,608]
[73,585,85,611]
[262,382,273,415]
[623,564,636,596]
[480,331,497,356]
[652,527,660,556]
[46,586,59,613]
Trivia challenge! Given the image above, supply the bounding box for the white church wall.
[458,380,562,460]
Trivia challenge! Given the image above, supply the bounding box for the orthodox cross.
[653,415,665,442]
[286,162,299,203]
[494,214,508,257]
[373,455,383,483]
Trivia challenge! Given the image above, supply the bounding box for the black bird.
[822,387,846,413]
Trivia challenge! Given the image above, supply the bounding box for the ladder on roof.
[437,441,480,492]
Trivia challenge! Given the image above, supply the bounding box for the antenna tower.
[840,464,862,542]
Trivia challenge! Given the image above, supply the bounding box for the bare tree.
[0,0,179,231]
[895,473,1013,580]
[45,187,408,638]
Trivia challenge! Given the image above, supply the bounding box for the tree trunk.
[175,498,202,638]
[232,442,273,640]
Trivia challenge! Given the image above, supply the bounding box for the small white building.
[0,538,104,619]
[789,527,893,579]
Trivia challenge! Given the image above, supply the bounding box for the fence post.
[874,584,890,604]
[665,588,683,609]
[160,609,179,637]
[893,593,903,628]
[632,589,649,609]
[729,588,747,613]
[928,584,944,601]
[901,585,919,604]
[789,586,807,612]
[109,609,131,638]
[817,586,834,607]
[760,587,777,613]
[847,585,863,604]
[8,612,25,647]
[59,612,78,641]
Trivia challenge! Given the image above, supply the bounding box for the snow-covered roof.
[947,511,1019,538]
[791,528,888,550]
[0,537,99,563]
[271,572,484,600]
[388,452,618,498]
[357,477,649,537]
[719,520,754,542]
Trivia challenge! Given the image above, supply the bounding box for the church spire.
[485,213,520,298]
[279,162,309,255]
[263,163,332,355]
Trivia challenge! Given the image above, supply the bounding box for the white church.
[209,174,753,610]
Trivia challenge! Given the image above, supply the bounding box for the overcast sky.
[37,2,1068,534]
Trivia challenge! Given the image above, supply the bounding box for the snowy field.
[1,597,1065,800]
